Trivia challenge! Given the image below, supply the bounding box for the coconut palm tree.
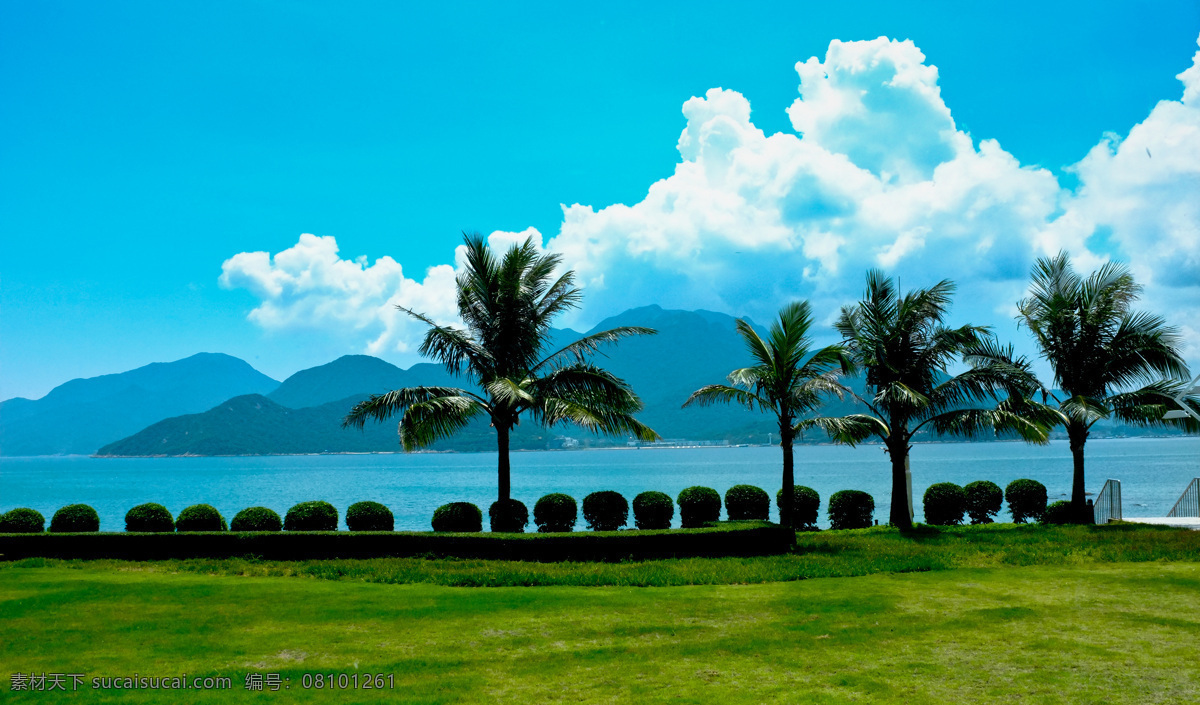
[810,271,1056,529]
[682,301,853,529]
[1016,252,1193,519]
[344,232,659,502]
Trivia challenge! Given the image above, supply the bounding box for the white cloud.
[222,34,1200,366]
[1049,34,1200,358]
[547,37,1061,336]
[220,229,551,359]
[219,233,459,356]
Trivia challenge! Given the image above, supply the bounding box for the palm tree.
[812,271,1055,529]
[682,301,853,529]
[344,232,659,502]
[1016,252,1192,519]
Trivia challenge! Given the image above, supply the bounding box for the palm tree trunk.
[780,423,794,529]
[1068,422,1088,519]
[496,424,511,502]
[888,440,912,530]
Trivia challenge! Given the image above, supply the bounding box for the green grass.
[2,561,1198,703]
[7,522,1197,587]
[2,524,1198,703]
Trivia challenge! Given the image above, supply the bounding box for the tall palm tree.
[812,271,1055,529]
[682,301,853,529]
[344,232,659,502]
[1016,252,1193,519]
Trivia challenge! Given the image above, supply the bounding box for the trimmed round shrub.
[828,490,874,530]
[533,493,577,533]
[677,486,721,528]
[230,506,282,532]
[284,501,338,531]
[964,480,1004,525]
[724,484,769,521]
[175,504,227,532]
[1042,500,1075,525]
[431,502,483,532]
[922,482,967,526]
[632,491,674,530]
[346,501,394,531]
[0,508,45,533]
[776,486,820,529]
[49,504,100,533]
[125,503,174,532]
[1006,479,1048,524]
[489,499,529,533]
[582,491,629,531]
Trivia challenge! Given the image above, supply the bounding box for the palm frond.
[533,326,657,371]
[342,386,485,429]
[537,398,660,441]
[799,414,889,446]
[398,395,488,450]
[682,384,770,412]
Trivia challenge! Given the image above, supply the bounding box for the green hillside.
[0,353,279,456]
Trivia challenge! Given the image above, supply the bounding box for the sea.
[2,437,1197,531]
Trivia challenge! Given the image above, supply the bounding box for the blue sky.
[3,1,1200,399]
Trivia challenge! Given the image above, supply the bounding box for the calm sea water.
[2,438,1197,531]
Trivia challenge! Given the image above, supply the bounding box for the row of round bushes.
[0,479,1067,535]
[0,501,396,534]
[430,485,879,532]
[922,479,1056,526]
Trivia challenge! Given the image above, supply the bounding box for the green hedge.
[176,504,227,532]
[489,499,529,533]
[125,503,175,532]
[725,485,769,521]
[964,480,1004,525]
[632,491,674,530]
[534,494,577,533]
[285,501,339,531]
[678,486,721,528]
[0,522,793,562]
[776,486,820,530]
[828,490,874,530]
[432,502,482,532]
[0,508,45,533]
[231,507,282,532]
[1006,479,1048,524]
[922,483,966,526]
[346,502,394,532]
[582,491,628,532]
[50,504,100,533]
[1042,500,1076,525]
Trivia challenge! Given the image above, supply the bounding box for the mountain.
[0,353,279,456]
[266,355,458,409]
[97,393,558,456]
[96,307,802,456]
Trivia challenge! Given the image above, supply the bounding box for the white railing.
[1166,478,1200,518]
[1093,479,1122,524]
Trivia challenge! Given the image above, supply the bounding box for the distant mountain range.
[96,306,791,456]
[4,306,1180,458]
[0,353,279,456]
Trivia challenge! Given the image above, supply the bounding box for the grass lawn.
[1,525,1198,703]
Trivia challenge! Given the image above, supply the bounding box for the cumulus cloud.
[220,230,545,358]
[223,34,1200,364]
[548,37,1061,335]
[1050,34,1200,356]
[219,233,459,355]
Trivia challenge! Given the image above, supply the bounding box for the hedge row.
[0,522,794,562]
[441,486,872,532]
[0,502,394,534]
[4,478,1060,537]
[922,479,1056,526]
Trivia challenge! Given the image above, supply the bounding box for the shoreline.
[0,434,1189,460]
